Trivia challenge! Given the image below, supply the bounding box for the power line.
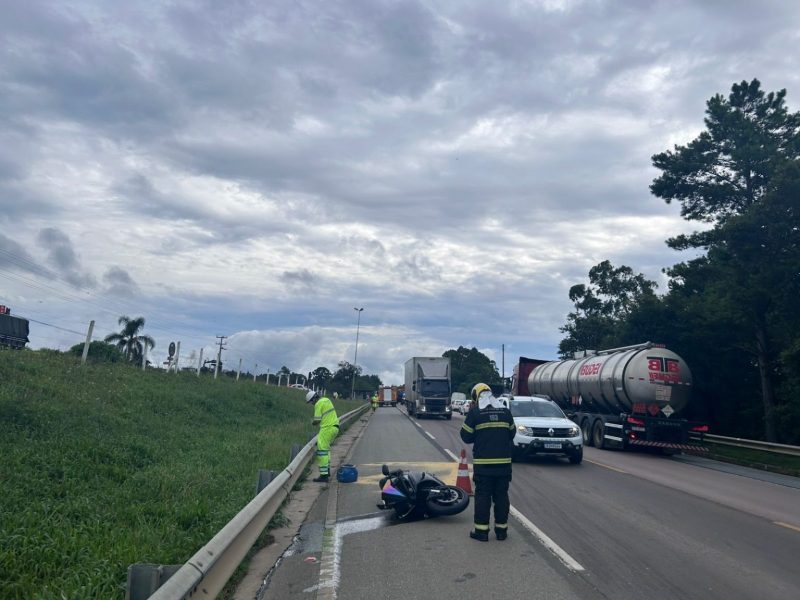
[19,316,85,336]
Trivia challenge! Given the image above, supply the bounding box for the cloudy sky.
[2,0,799,385]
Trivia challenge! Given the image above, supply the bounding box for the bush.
[68,341,125,363]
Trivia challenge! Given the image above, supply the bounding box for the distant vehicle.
[404,357,452,419]
[289,383,307,389]
[379,385,398,407]
[524,342,707,453]
[508,396,583,464]
[0,305,29,349]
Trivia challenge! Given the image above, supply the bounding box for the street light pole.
[351,307,364,400]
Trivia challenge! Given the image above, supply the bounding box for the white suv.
[509,396,583,464]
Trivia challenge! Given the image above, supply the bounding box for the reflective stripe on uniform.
[475,422,512,430]
[473,457,512,465]
[474,523,490,530]
[461,423,474,434]
[495,523,508,529]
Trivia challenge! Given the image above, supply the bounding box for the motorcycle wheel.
[425,485,469,516]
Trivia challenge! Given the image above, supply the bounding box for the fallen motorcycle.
[376,464,469,520]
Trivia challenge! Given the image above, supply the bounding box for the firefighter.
[371,393,379,412]
[460,383,516,541]
[306,390,340,482]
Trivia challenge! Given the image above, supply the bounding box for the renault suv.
[509,396,583,464]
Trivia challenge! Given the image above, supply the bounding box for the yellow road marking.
[347,462,461,486]
[585,458,628,474]
[774,521,800,533]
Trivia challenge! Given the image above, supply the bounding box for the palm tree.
[104,316,156,362]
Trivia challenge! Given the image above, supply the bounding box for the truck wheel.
[592,420,606,449]
[446,414,452,420]
[581,419,593,447]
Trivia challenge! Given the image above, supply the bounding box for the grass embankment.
[692,443,800,478]
[0,349,360,599]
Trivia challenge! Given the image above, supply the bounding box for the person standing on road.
[306,390,340,482]
[460,383,516,542]
[371,393,379,412]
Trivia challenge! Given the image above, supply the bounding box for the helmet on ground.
[305,390,319,403]
[471,383,491,401]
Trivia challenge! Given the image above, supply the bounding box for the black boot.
[469,530,489,542]
[495,528,508,541]
[312,475,329,483]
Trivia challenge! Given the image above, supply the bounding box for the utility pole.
[214,335,227,379]
[352,307,364,400]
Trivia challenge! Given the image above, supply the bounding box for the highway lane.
[260,406,596,600]
[405,406,800,600]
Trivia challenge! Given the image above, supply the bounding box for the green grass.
[0,349,360,599]
[693,443,800,477]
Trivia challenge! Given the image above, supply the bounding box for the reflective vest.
[314,397,339,429]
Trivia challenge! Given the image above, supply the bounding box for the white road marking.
[444,449,459,461]
[509,506,585,572]
[775,521,800,533]
[307,516,385,596]
[424,431,436,440]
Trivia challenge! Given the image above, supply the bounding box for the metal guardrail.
[689,432,800,457]
[138,403,370,600]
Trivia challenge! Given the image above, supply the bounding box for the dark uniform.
[460,401,516,540]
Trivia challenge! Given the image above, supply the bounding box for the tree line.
[559,79,799,444]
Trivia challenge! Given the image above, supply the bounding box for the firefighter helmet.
[471,382,491,401]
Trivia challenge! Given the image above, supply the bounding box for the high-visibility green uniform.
[371,395,379,411]
[313,397,339,477]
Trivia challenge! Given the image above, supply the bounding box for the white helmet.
[305,390,319,403]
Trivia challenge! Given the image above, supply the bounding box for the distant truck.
[525,342,707,453]
[404,357,452,419]
[379,385,398,407]
[0,305,29,349]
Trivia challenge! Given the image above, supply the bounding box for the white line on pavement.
[509,506,585,572]
[424,431,436,440]
[444,449,459,461]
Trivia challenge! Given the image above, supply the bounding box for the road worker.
[306,390,340,482]
[460,383,516,541]
[371,393,379,412]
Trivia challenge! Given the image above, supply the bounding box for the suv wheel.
[568,448,583,464]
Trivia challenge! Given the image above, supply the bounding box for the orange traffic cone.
[456,449,473,495]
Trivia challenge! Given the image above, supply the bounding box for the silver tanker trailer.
[527,342,707,453]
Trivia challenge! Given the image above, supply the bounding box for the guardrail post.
[289,443,302,461]
[126,564,182,600]
[256,469,276,495]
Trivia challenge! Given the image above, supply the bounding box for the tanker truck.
[526,342,707,453]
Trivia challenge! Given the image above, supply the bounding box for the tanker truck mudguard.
[527,342,707,453]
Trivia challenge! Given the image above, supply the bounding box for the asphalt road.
[415,407,800,600]
[256,406,800,600]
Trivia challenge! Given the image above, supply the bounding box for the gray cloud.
[102,266,140,297]
[36,227,96,289]
[0,232,52,277]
